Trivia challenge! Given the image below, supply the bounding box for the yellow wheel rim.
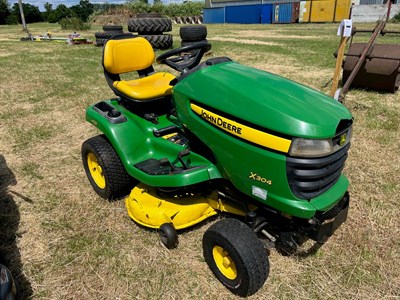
[212,245,237,280]
[87,153,105,189]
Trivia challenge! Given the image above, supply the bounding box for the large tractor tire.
[136,13,163,18]
[128,18,172,34]
[203,218,269,297]
[139,34,173,50]
[180,25,207,42]
[82,135,135,200]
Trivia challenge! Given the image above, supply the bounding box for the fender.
[85,99,222,187]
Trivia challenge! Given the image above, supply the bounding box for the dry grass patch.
[236,30,321,40]
[208,36,280,46]
[0,22,399,299]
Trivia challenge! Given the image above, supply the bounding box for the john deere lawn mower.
[82,36,353,297]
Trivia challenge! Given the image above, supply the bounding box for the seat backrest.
[103,37,155,75]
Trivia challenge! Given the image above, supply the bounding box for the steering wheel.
[156,42,211,73]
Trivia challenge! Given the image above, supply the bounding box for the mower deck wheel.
[82,134,134,200]
[159,223,179,249]
[203,218,269,297]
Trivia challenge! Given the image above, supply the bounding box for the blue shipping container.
[272,3,293,23]
[203,8,225,24]
[261,4,273,24]
[225,5,262,24]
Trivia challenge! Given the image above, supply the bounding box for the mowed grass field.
[0,21,399,299]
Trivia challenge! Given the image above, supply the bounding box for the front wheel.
[203,218,269,297]
[82,135,134,200]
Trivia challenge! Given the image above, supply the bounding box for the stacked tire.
[127,15,173,50]
[180,25,207,47]
[95,25,131,47]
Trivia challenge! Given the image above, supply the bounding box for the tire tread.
[203,218,269,297]
[128,18,172,34]
[180,25,207,41]
[82,135,134,200]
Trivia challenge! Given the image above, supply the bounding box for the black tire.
[159,223,179,249]
[103,25,123,31]
[95,38,106,47]
[181,39,208,47]
[128,18,172,34]
[95,33,135,47]
[82,135,135,200]
[136,13,163,18]
[95,31,124,39]
[203,218,269,297]
[139,34,173,50]
[180,39,209,55]
[180,25,207,42]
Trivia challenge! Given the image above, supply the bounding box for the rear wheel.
[82,135,134,200]
[203,218,269,297]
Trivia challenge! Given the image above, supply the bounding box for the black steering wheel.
[156,42,212,73]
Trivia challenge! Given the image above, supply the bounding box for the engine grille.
[286,143,350,200]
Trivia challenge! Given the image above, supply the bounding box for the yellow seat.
[103,37,175,101]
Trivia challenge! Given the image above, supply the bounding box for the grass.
[0,21,399,299]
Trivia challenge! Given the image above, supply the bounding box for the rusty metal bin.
[342,43,400,93]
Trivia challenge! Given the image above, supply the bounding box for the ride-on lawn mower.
[82,36,353,297]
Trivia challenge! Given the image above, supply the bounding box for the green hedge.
[60,17,91,30]
[126,1,204,17]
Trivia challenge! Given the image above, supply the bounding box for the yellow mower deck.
[126,184,249,230]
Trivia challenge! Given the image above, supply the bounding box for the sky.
[9,0,132,11]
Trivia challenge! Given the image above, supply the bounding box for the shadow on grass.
[0,154,33,299]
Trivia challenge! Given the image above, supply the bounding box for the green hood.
[175,61,352,138]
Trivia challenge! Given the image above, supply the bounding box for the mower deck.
[126,183,250,230]
[126,184,219,229]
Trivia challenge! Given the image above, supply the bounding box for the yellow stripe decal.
[191,103,291,153]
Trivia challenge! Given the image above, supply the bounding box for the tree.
[11,2,42,23]
[70,0,93,22]
[42,2,53,21]
[44,2,52,13]
[47,4,73,23]
[0,0,10,24]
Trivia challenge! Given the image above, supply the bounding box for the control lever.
[159,158,176,171]
[178,149,190,169]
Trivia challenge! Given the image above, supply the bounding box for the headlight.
[289,138,333,157]
[289,128,352,158]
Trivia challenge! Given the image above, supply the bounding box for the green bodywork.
[86,100,222,187]
[86,61,352,219]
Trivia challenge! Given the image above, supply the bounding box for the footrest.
[135,158,180,175]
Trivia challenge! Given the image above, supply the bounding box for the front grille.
[286,143,350,200]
